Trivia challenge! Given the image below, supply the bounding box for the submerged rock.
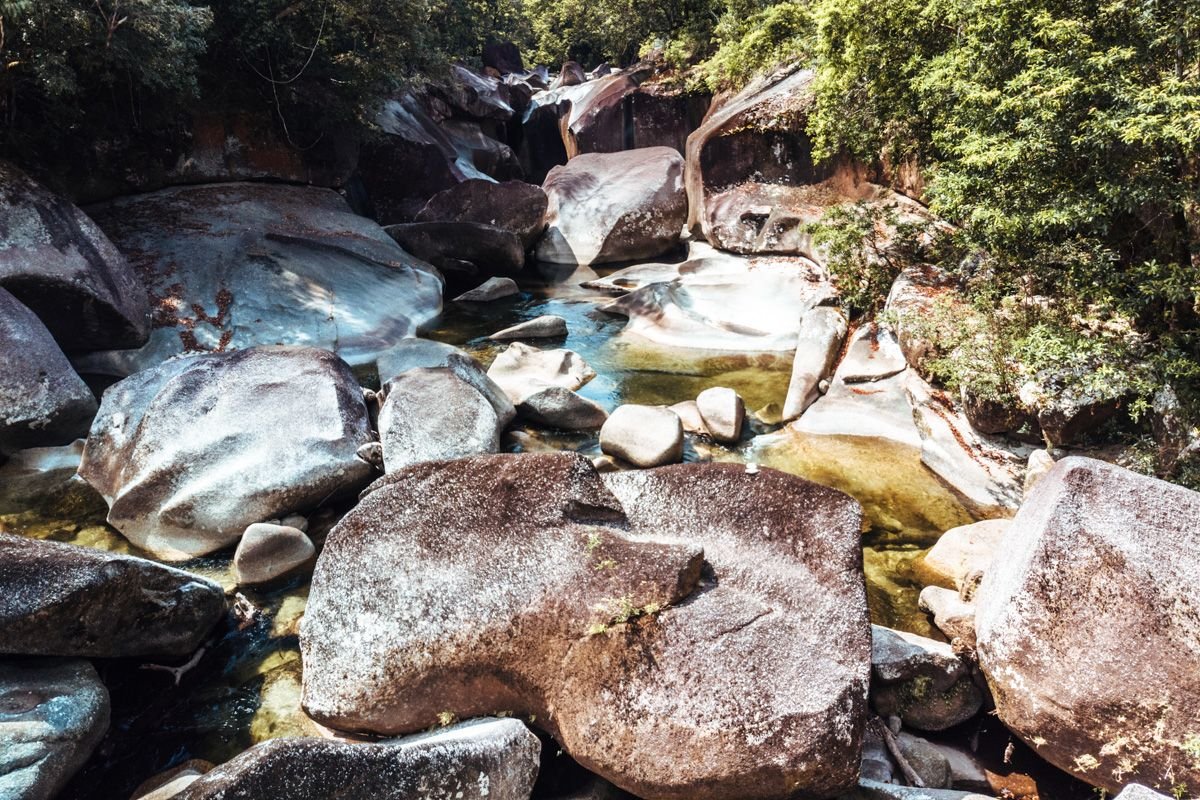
[0,160,150,351]
[0,288,97,454]
[870,625,983,732]
[79,346,374,560]
[0,658,109,800]
[454,276,520,302]
[0,533,225,657]
[536,147,687,265]
[302,454,868,799]
[599,404,684,467]
[78,183,442,377]
[975,457,1200,795]
[0,440,99,514]
[175,719,540,800]
[490,315,568,340]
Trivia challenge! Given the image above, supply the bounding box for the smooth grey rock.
[175,718,540,800]
[78,183,442,377]
[897,731,954,789]
[0,533,226,657]
[375,338,470,380]
[234,523,315,586]
[0,658,109,800]
[490,315,567,340]
[454,277,520,302]
[599,405,684,467]
[870,625,983,731]
[536,147,686,266]
[1023,448,1056,495]
[0,160,149,351]
[842,780,997,800]
[78,346,374,561]
[385,220,525,279]
[976,457,1200,795]
[486,342,596,404]
[1114,787,1173,800]
[517,387,607,430]
[0,288,97,453]
[783,306,848,420]
[695,386,744,444]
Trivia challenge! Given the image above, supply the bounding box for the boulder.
[536,147,687,265]
[385,221,525,281]
[558,61,586,87]
[839,325,908,384]
[483,41,525,75]
[487,342,596,404]
[870,625,983,731]
[490,315,568,340]
[0,658,109,800]
[0,160,150,351]
[668,400,709,435]
[0,288,97,453]
[1022,449,1056,494]
[454,277,520,302]
[842,781,997,800]
[175,719,540,800]
[599,405,684,467]
[1019,372,1123,446]
[896,732,954,789]
[885,264,963,376]
[517,387,608,430]
[434,64,515,121]
[78,346,375,560]
[695,387,745,444]
[375,338,469,379]
[417,179,548,250]
[600,242,837,352]
[975,457,1200,795]
[0,533,226,657]
[378,366,510,472]
[557,72,711,158]
[916,520,1009,591]
[78,183,442,377]
[301,454,869,799]
[918,586,977,647]
[782,306,848,420]
[233,523,315,586]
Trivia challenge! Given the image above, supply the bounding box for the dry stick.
[873,716,927,788]
[140,646,207,687]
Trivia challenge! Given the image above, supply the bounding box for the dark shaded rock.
[301,454,868,800]
[490,315,567,340]
[78,183,442,378]
[175,719,540,800]
[483,41,525,75]
[870,625,983,732]
[454,277,520,302]
[0,533,225,657]
[78,346,374,561]
[1021,371,1124,446]
[517,387,607,430]
[434,65,515,121]
[0,658,109,800]
[559,72,711,158]
[0,161,149,351]
[442,120,525,181]
[976,457,1200,795]
[558,61,586,87]
[417,179,548,250]
[0,288,97,453]
[536,147,687,265]
[386,221,525,280]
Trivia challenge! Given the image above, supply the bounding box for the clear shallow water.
[2,258,1007,797]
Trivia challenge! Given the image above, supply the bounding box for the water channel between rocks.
[1,259,981,799]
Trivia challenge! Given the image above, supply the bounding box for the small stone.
[599,405,684,468]
[918,586,977,647]
[279,514,308,533]
[591,455,621,473]
[130,760,214,800]
[517,387,607,430]
[870,625,983,731]
[490,315,568,340]
[668,400,709,435]
[454,277,520,302]
[695,387,745,444]
[1023,448,1056,495]
[234,523,315,587]
[356,442,384,470]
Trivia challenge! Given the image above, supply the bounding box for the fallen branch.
[873,716,926,788]
[140,646,206,687]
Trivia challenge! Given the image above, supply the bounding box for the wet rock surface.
[0,533,225,657]
[174,719,540,800]
[79,346,374,560]
[78,183,443,377]
[0,658,110,800]
[302,454,869,799]
[0,288,98,454]
[0,160,150,351]
[975,457,1200,794]
[536,147,687,265]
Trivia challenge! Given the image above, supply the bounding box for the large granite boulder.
[870,625,983,731]
[0,288,97,453]
[416,179,548,250]
[0,533,226,657]
[0,160,150,351]
[302,454,869,799]
[78,346,375,561]
[975,457,1200,795]
[0,658,109,800]
[175,719,540,800]
[385,220,526,282]
[536,147,687,265]
[77,182,442,377]
[599,244,836,352]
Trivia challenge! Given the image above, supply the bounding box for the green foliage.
[523,0,718,66]
[701,1,811,89]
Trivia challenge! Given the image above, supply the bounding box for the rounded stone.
[695,386,745,444]
[599,405,684,468]
[234,523,315,587]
